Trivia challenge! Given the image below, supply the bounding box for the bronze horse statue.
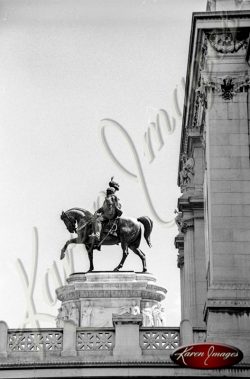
[60,208,153,272]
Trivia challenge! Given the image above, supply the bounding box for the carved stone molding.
[210,283,250,290]
[178,194,204,213]
[206,299,250,307]
[206,30,249,54]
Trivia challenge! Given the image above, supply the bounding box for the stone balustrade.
[0,323,187,363]
[0,320,207,363]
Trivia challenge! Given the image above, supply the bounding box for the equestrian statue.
[60,177,153,272]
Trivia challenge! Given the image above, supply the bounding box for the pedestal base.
[56,271,167,327]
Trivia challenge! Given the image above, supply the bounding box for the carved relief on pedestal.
[141,302,166,327]
[152,303,166,326]
[55,304,69,327]
[81,300,93,327]
[68,302,80,326]
[130,301,141,316]
[142,302,154,326]
[56,302,80,327]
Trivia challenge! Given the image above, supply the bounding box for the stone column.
[112,313,142,360]
[175,233,184,320]
[61,320,77,357]
[180,319,193,345]
[175,195,207,330]
[182,217,195,324]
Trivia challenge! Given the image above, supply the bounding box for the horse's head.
[61,211,76,233]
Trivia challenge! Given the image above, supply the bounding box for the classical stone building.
[1,0,250,377]
[175,0,250,370]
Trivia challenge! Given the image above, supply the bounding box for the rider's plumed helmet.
[109,176,119,191]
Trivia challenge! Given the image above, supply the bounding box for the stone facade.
[176,0,250,367]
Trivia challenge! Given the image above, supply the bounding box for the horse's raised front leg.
[129,245,147,272]
[114,243,129,272]
[60,238,78,260]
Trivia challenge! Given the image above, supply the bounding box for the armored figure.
[90,177,123,243]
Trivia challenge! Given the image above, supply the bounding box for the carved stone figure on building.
[179,155,195,188]
[174,209,183,233]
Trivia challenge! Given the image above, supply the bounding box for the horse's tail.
[137,216,153,248]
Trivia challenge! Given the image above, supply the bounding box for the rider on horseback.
[90,177,123,244]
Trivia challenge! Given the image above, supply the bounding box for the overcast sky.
[0,0,207,327]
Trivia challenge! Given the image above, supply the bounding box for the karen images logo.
[170,343,243,369]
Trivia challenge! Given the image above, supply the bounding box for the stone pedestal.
[56,271,167,327]
[112,313,143,359]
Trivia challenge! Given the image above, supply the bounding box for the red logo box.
[170,342,243,369]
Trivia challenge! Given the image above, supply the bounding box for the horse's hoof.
[143,268,147,273]
[60,251,65,260]
[113,267,120,272]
